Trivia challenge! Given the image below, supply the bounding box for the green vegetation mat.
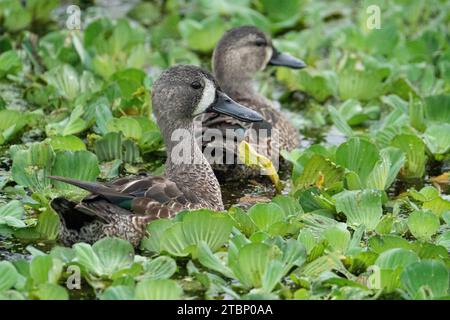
[0,0,449,300]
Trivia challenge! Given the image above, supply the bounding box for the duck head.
[152,65,263,128]
[213,26,306,87]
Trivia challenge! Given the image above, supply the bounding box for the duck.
[49,65,263,247]
[200,25,306,180]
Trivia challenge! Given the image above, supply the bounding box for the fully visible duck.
[49,65,263,247]
[201,26,306,180]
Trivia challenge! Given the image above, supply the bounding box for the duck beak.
[269,47,306,69]
[207,91,263,122]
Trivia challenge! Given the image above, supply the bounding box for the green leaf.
[47,135,86,151]
[29,255,63,285]
[141,219,174,253]
[197,240,234,279]
[159,222,190,257]
[298,229,316,254]
[277,68,336,102]
[181,210,233,252]
[0,200,26,228]
[228,207,258,236]
[0,261,19,292]
[95,130,141,164]
[338,58,389,101]
[424,95,450,124]
[100,285,135,300]
[375,248,420,270]
[26,0,59,22]
[111,68,146,99]
[235,243,272,288]
[261,260,285,293]
[422,196,450,217]
[74,237,134,277]
[339,99,379,126]
[368,267,401,292]
[328,105,354,137]
[390,134,426,178]
[336,137,380,185]
[36,208,60,240]
[107,117,142,141]
[322,226,351,253]
[11,142,55,192]
[280,239,306,270]
[299,213,343,237]
[272,195,303,217]
[260,0,302,22]
[294,154,345,191]
[95,132,123,162]
[94,100,113,135]
[407,210,440,241]
[300,254,345,278]
[409,99,426,132]
[423,124,450,155]
[436,231,450,251]
[413,242,448,261]
[135,279,182,300]
[296,187,335,213]
[34,283,68,300]
[0,50,22,78]
[51,150,100,192]
[142,256,177,280]
[179,16,228,52]
[46,105,87,136]
[400,260,449,299]
[0,110,27,144]
[370,248,419,291]
[369,235,414,254]
[44,64,80,100]
[408,186,439,202]
[375,215,394,235]
[366,147,405,190]
[247,203,285,233]
[334,190,383,231]
[50,246,75,263]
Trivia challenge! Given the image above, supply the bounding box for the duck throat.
[163,119,224,211]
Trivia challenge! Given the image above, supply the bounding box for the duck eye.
[190,81,202,89]
[254,39,266,47]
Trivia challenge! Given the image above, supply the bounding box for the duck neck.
[217,73,257,101]
[213,56,258,101]
[162,118,224,211]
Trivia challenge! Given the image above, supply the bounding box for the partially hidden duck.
[201,26,306,180]
[49,65,263,247]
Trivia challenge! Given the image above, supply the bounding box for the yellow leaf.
[238,140,283,193]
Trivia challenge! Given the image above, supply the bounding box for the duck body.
[201,26,305,180]
[50,65,263,246]
[51,172,220,247]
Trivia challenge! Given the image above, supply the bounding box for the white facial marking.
[193,78,216,116]
[262,46,273,70]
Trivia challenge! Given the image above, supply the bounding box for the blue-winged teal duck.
[201,26,306,180]
[50,65,263,247]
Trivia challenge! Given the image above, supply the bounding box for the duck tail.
[48,176,133,205]
[49,176,111,194]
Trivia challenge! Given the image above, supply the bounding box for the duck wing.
[49,174,194,219]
